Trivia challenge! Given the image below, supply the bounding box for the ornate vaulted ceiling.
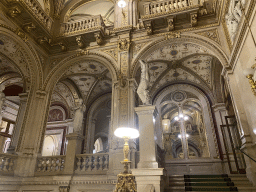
[135,42,220,96]
[51,60,112,111]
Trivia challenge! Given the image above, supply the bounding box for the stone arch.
[43,51,118,93]
[0,26,43,91]
[131,34,229,78]
[85,93,111,153]
[153,83,221,158]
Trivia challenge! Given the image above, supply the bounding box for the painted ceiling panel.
[146,43,213,61]
[183,55,213,87]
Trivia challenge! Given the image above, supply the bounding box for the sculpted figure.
[73,99,86,134]
[137,60,150,105]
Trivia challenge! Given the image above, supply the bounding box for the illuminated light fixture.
[174,114,189,121]
[178,134,189,139]
[117,0,126,8]
[114,127,139,191]
[243,67,256,95]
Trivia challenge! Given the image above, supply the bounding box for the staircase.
[165,175,256,192]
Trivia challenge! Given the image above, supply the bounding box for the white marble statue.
[73,98,86,134]
[137,60,150,105]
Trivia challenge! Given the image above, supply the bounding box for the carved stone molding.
[166,16,175,31]
[23,23,36,33]
[8,6,21,18]
[144,21,153,35]
[118,38,130,52]
[195,29,220,45]
[190,12,198,27]
[76,36,84,48]
[94,32,104,45]
[101,48,118,61]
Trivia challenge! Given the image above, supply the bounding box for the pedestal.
[135,105,158,168]
[132,168,165,192]
[64,133,83,174]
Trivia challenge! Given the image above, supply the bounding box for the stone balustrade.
[61,15,105,36]
[22,0,53,30]
[142,0,200,18]
[0,153,17,174]
[75,153,109,174]
[36,155,65,174]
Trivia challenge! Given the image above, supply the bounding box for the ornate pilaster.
[14,90,50,176]
[7,93,29,154]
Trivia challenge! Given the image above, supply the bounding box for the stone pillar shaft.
[135,105,158,168]
[64,133,83,174]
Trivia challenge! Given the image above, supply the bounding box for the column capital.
[66,133,84,141]
[134,105,156,115]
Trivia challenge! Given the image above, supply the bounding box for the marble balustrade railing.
[36,155,65,173]
[22,0,53,30]
[61,15,105,35]
[0,153,17,174]
[75,153,109,173]
[143,0,199,17]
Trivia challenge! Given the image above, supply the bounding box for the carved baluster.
[94,156,99,171]
[82,156,87,171]
[152,4,156,14]
[56,158,61,171]
[46,158,51,172]
[156,4,161,13]
[61,157,65,171]
[165,2,170,12]
[88,156,93,171]
[37,159,42,172]
[9,158,14,171]
[170,0,174,10]
[3,157,9,172]
[178,0,182,8]
[183,0,188,7]
[104,155,109,170]
[42,158,47,172]
[76,157,82,171]
[52,158,57,172]
[98,155,103,170]
[174,0,178,9]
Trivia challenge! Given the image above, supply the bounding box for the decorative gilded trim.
[195,28,220,45]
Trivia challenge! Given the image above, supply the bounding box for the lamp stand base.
[114,161,137,192]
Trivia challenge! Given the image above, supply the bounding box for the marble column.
[7,93,28,154]
[64,133,84,174]
[134,105,158,168]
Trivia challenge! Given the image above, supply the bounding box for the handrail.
[236,147,256,163]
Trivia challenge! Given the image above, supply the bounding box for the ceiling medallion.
[172,91,186,102]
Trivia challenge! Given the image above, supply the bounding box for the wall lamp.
[117,0,126,17]
[243,66,256,95]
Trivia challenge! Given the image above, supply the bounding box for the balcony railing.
[0,153,17,175]
[61,15,105,36]
[21,0,53,31]
[75,153,109,174]
[35,155,65,175]
[142,0,200,19]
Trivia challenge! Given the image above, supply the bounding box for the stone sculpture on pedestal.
[73,98,86,134]
[137,60,150,105]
